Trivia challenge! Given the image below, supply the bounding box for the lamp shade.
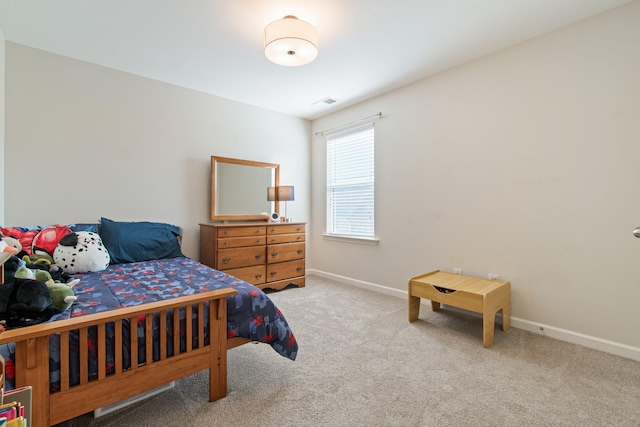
[277,186,295,201]
[264,15,318,66]
[267,186,277,201]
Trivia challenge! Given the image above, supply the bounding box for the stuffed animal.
[53,231,110,274]
[0,227,37,256]
[32,226,71,257]
[22,253,54,265]
[8,278,53,314]
[1,255,23,281]
[3,235,22,252]
[0,255,68,327]
[22,256,77,285]
[1,236,21,255]
[15,263,57,285]
[0,256,23,317]
[47,282,78,312]
[14,265,35,279]
[0,240,16,255]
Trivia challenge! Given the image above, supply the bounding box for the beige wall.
[0,30,5,225]
[4,43,311,259]
[310,2,640,356]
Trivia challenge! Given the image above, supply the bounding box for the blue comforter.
[1,256,298,390]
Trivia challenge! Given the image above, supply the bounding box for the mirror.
[210,156,280,221]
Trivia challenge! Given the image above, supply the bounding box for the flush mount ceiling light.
[264,15,318,66]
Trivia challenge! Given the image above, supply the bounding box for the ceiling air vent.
[312,97,337,105]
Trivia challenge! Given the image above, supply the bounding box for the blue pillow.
[100,217,184,264]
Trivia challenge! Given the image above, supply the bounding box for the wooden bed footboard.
[0,288,237,427]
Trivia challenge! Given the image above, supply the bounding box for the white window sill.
[322,234,379,245]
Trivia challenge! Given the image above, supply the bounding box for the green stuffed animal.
[15,265,35,279]
[46,281,78,313]
[22,254,54,265]
[15,265,55,285]
[15,265,77,312]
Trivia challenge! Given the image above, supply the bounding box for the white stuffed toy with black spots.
[53,231,110,274]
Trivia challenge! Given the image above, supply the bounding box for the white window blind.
[326,122,375,237]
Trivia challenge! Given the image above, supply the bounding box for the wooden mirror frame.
[210,156,280,221]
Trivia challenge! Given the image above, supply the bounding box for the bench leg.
[502,305,511,332]
[408,295,420,322]
[482,312,496,348]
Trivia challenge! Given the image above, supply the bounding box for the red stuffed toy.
[32,226,71,257]
[0,227,38,256]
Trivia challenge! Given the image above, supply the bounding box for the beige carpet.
[55,275,640,426]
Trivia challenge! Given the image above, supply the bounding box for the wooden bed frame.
[0,283,251,427]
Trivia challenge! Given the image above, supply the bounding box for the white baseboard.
[307,269,640,362]
[308,269,407,299]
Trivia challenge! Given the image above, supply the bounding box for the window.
[326,122,375,238]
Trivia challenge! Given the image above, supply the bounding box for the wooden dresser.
[199,222,306,291]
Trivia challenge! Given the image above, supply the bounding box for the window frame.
[324,122,378,244]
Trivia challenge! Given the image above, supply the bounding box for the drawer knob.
[270,271,277,277]
[223,231,229,236]
[255,274,262,279]
[222,257,231,264]
[224,241,229,246]
[271,252,278,258]
[297,249,303,255]
[296,267,302,272]
[255,253,263,260]
[257,239,262,244]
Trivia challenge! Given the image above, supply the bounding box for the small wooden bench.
[408,270,511,347]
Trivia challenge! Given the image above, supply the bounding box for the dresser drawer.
[267,224,305,235]
[267,259,305,282]
[267,233,305,244]
[218,235,266,249]
[217,226,266,238]
[267,242,305,263]
[217,246,266,269]
[224,265,266,285]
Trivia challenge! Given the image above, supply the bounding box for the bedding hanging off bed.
[1,256,298,391]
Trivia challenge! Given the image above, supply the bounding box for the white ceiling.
[0,0,633,120]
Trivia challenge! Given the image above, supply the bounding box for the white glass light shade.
[264,15,318,66]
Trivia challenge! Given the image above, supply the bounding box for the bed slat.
[115,319,123,374]
[198,303,205,348]
[145,314,153,365]
[130,316,138,369]
[97,324,106,380]
[160,311,167,360]
[173,308,180,355]
[186,305,193,352]
[79,328,88,385]
[60,331,70,391]
[0,288,237,427]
